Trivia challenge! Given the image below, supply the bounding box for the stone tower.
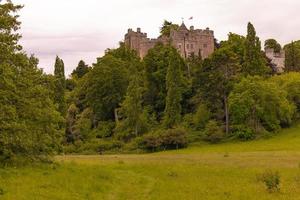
[124,22,215,59]
[265,48,285,73]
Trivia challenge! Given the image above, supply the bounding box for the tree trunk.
[224,95,229,135]
[114,108,119,124]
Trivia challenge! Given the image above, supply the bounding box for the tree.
[265,39,281,53]
[0,1,63,164]
[85,55,129,122]
[71,60,90,79]
[160,20,179,37]
[229,77,295,134]
[117,66,147,137]
[284,41,300,72]
[143,43,172,119]
[163,48,184,128]
[243,22,269,76]
[54,56,66,115]
[198,47,240,134]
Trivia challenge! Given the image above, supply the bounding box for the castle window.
[203,44,207,48]
[178,43,182,49]
[187,44,190,49]
[191,44,194,49]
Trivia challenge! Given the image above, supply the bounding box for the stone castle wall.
[124,23,215,59]
[265,48,285,73]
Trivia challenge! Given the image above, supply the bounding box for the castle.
[265,48,285,73]
[124,22,215,59]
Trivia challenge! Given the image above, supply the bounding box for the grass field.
[2,125,300,199]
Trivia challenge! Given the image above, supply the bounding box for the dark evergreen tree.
[117,66,147,137]
[198,47,240,134]
[284,41,300,72]
[71,60,90,79]
[54,56,66,115]
[243,22,269,76]
[163,48,184,128]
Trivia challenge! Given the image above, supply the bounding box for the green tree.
[198,47,240,134]
[229,76,295,134]
[117,66,147,137]
[243,22,269,76]
[163,48,184,128]
[0,1,63,164]
[54,56,66,115]
[284,41,300,72]
[85,55,129,122]
[71,60,90,79]
[265,39,281,53]
[143,43,172,119]
[160,20,179,37]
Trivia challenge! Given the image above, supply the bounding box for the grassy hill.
[2,125,300,199]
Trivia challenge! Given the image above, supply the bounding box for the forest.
[2,1,300,166]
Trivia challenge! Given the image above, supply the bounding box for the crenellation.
[124,22,215,59]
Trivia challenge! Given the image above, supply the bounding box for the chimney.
[190,26,194,31]
[137,27,141,33]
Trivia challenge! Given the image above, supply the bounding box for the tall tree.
[54,56,66,115]
[0,2,62,164]
[163,48,184,128]
[118,66,146,137]
[284,41,300,72]
[160,20,179,37]
[71,60,89,79]
[199,47,240,134]
[243,22,269,76]
[85,55,129,122]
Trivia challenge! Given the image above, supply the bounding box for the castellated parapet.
[125,23,215,59]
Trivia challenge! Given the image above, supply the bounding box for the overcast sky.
[9,0,300,76]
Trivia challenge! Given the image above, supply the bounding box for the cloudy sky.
[9,0,300,75]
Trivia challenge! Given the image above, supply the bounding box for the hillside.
[1,125,300,200]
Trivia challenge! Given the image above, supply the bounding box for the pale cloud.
[8,0,300,75]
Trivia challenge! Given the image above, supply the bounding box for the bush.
[93,121,115,138]
[161,128,188,149]
[139,132,163,152]
[63,139,123,154]
[257,170,280,193]
[204,120,224,143]
[138,128,188,152]
[232,125,255,141]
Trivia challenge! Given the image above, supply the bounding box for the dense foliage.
[0,2,63,165]
[2,2,300,161]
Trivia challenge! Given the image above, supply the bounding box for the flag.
[189,16,193,20]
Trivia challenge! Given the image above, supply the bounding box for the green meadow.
[2,125,300,200]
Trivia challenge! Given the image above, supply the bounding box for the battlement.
[124,22,215,59]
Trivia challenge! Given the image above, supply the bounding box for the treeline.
[61,22,300,153]
[2,2,300,164]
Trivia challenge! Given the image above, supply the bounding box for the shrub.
[193,104,212,130]
[204,120,224,143]
[232,125,255,140]
[138,131,162,152]
[161,128,188,149]
[257,170,280,193]
[94,121,115,138]
[138,128,188,152]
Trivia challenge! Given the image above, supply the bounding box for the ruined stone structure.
[124,23,215,59]
[265,48,285,73]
